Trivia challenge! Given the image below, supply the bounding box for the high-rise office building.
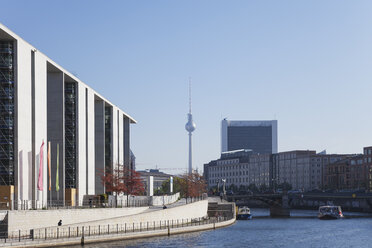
[0,23,136,208]
[221,119,278,154]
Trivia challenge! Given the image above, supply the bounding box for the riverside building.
[204,149,271,190]
[323,147,372,191]
[0,23,136,208]
[204,149,351,192]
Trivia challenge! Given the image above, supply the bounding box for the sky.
[2,1,372,174]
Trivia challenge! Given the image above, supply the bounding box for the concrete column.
[86,89,95,194]
[147,176,153,196]
[112,107,118,170]
[15,40,32,208]
[77,83,87,205]
[118,112,124,166]
[33,51,47,207]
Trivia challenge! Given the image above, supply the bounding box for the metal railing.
[0,199,152,210]
[0,195,204,210]
[1,215,232,244]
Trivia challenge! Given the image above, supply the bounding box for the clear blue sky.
[3,1,372,173]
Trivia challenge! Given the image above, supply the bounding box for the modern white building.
[221,119,278,154]
[0,23,136,208]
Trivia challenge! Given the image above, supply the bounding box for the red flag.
[38,140,44,191]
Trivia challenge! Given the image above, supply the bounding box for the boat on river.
[237,206,252,220]
[318,206,344,220]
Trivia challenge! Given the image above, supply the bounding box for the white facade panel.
[86,89,95,194]
[118,112,124,166]
[16,40,32,204]
[112,107,118,169]
[34,51,47,207]
[77,83,87,204]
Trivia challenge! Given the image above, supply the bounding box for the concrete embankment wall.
[6,215,235,248]
[7,207,149,233]
[60,200,207,229]
[26,200,208,238]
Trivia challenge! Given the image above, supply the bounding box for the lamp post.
[221,179,226,195]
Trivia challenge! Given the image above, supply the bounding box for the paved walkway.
[208,196,228,203]
[145,198,203,212]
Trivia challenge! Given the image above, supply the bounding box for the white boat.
[237,206,252,220]
[318,206,344,220]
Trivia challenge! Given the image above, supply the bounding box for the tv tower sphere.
[185,113,196,132]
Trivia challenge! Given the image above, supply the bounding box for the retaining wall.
[7,207,149,233]
[26,200,208,238]
[2,214,235,248]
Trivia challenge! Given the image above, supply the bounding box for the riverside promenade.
[0,198,235,247]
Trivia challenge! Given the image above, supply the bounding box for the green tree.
[259,184,268,193]
[278,182,292,191]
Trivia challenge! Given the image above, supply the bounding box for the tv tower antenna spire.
[185,77,196,175]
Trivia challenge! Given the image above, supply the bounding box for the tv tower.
[185,78,196,175]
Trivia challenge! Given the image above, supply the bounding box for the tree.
[157,177,184,196]
[99,168,126,195]
[100,165,145,205]
[278,182,292,191]
[259,184,268,193]
[228,184,238,192]
[179,172,207,198]
[248,183,259,193]
[238,185,247,192]
[123,168,145,196]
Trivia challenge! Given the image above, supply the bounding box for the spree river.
[76,209,372,248]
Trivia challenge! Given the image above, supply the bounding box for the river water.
[76,209,372,248]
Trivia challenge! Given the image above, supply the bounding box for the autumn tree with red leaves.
[179,172,207,198]
[100,165,145,201]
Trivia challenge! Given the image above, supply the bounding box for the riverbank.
[0,199,236,247]
[0,215,235,247]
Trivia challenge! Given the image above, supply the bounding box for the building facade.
[324,147,371,191]
[0,23,136,208]
[221,119,278,154]
[204,149,352,192]
[204,150,271,190]
[272,151,349,191]
[363,146,372,191]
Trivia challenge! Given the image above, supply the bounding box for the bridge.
[227,193,290,217]
[227,192,372,217]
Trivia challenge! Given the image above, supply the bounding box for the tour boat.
[318,206,344,220]
[237,206,252,220]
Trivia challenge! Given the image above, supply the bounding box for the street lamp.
[221,179,226,195]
